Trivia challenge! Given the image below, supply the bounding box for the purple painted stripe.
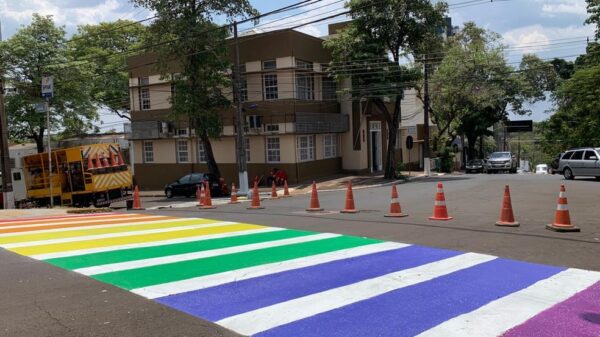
[157,245,459,321]
[257,259,563,337]
[502,281,600,337]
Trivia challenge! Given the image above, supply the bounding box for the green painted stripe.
[93,236,382,290]
[47,229,316,270]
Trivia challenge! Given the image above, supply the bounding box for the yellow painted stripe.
[0,219,219,245]
[11,224,265,256]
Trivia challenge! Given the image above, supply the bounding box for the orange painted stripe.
[0,216,173,234]
[0,214,143,228]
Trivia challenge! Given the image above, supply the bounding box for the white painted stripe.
[0,217,179,237]
[0,214,146,230]
[434,200,446,206]
[556,204,569,211]
[33,227,284,260]
[415,268,600,337]
[1,221,237,249]
[390,198,398,204]
[217,253,496,335]
[76,233,339,276]
[133,242,409,299]
[559,192,565,198]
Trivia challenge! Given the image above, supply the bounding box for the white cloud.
[535,0,588,17]
[502,24,594,60]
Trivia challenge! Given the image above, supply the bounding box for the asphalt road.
[2,172,599,337]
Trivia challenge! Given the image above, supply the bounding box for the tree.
[325,0,448,179]
[0,14,97,152]
[586,0,600,39]
[70,20,147,121]
[131,0,258,177]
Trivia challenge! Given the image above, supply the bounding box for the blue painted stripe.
[256,258,564,337]
[157,245,460,321]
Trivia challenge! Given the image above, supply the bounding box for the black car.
[165,173,228,198]
[465,159,485,173]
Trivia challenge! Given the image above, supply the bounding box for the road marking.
[76,233,339,275]
[134,242,408,299]
[0,213,144,229]
[217,253,496,336]
[415,268,600,337]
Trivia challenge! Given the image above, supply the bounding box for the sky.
[0,0,596,130]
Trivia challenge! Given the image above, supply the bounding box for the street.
[1,173,600,337]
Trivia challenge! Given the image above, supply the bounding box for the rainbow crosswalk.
[1,212,599,337]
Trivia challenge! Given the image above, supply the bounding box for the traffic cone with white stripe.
[196,185,203,206]
[384,184,407,217]
[340,181,358,213]
[282,180,291,197]
[428,183,453,221]
[495,185,520,227]
[546,184,580,232]
[131,185,144,210]
[87,155,95,171]
[228,183,240,204]
[306,181,324,212]
[200,181,216,209]
[247,182,264,209]
[270,181,279,199]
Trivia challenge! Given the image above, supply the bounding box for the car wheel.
[563,168,574,180]
[165,188,173,198]
[510,168,517,174]
[595,176,600,181]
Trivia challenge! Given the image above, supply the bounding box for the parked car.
[465,159,485,173]
[549,152,563,174]
[557,147,600,180]
[485,152,518,173]
[535,164,549,174]
[165,173,228,198]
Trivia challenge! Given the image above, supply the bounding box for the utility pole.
[0,19,14,209]
[41,76,54,208]
[422,58,431,176]
[232,21,249,194]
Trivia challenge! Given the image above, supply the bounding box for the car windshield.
[489,152,510,159]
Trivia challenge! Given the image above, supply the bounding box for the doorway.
[369,121,382,172]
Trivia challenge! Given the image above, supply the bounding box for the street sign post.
[406,136,414,177]
[41,76,53,98]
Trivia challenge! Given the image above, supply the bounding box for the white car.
[535,164,548,174]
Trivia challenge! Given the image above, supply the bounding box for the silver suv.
[558,147,600,180]
[485,152,518,174]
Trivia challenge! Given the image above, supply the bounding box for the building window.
[176,128,188,137]
[322,76,337,101]
[297,135,315,162]
[264,74,278,100]
[197,140,207,162]
[139,87,151,110]
[239,64,248,102]
[245,138,251,162]
[296,74,314,100]
[323,134,337,158]
[139,77,149,86]
[143,141,154,163]
[264,123,279,133]
[263,60,276,70]
[296,59,313,70]
[176,140,189,163]
[266,137,280,163]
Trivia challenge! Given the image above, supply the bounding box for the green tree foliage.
[325,0,448,178]
[0,14,97,152]
[70,20,147,121]
[131,0,258,177]
[586,0,600,39]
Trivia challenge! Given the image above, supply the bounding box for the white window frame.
[264,73,278,100]
[197,140,207,163]
[176,139,189,163]
[143,141,154,163]
[239,64,248,102]
[140,87,151,110]
[264,123,280,133]
[297,135,315,162]
[322,76,337,101]
[263,60,276,70]
[245,138,251,162]
[296,59,313,70]
[296,73,314,100]
[266,137,281,163]
[323,134,338,159]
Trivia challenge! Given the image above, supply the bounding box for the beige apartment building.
[126,28,432,190]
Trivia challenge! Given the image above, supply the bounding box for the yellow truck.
[21,143,133,207]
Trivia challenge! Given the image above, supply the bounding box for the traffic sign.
[41,76,53,98]
[405,135,414,150]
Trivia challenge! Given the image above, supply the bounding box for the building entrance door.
[370,121,382,172]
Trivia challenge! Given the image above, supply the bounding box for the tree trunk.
[199,130,221,178]
[383,98,402,179]
[479,134,485,159]
[34,129,45,153]
[466,133,476,161]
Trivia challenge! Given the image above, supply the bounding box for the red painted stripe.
[0,213,116,225]
[0,216,173,234]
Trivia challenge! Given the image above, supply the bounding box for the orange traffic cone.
[117,151,126,166]
[87,155,95,171]
[429,183,453,221]
[495,185,520,227]
[228,183,240,204]
[101,153,110,168]
[384,184,407,217]
[306,181,324,212]
[196,185,204,206]
[247,182,264,209]
[131,185,144,210]
[270,181,279,199]
[200,181,216,209]
[340,181,358,213]
[109,152,117,167]
[95,153,101,169]
[546,184,580,232]
[283,180,291,197]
